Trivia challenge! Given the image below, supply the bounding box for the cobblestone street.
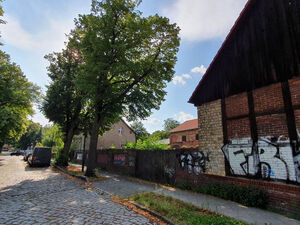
[0,153,154,225]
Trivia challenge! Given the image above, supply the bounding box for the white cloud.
[182,73,192,79]
[144,117,161,125]
[1,14,74,54]
[174,112,196,123]
[162,0,247,41]
[172,73,192,85]
[191,65,207,75]
[172,75,186,85]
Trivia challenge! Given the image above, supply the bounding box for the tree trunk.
[0,142,3,153]
[85,115,101,177]
[62,128,75,165]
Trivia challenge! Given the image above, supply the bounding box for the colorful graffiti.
[177,151,210,175]
[222,137,300,183]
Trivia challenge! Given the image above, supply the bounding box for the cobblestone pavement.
[0,153,154,225]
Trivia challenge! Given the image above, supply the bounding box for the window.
[182,135,186,142]
[195,134,199,140]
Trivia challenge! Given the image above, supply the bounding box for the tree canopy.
[0,51,39,147]
[164,118,180,132]
[131,121,149,140]
[43,48,87,165]
[67,0,180,176]
[15,121,42,150]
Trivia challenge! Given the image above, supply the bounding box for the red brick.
[253,83,284,114]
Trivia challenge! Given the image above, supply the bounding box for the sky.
[0,0,248,133]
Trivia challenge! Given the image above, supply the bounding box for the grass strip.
[130,192,247,225]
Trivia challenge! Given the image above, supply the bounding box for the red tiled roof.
[170,119,198,133]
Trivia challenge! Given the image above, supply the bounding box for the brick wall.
[198,99,225,176]
[253,83,284,114]
[226,92,249,118]
[170,129,199,149]
[175,170,300,216]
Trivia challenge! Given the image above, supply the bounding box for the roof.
[170,119,198,133]
[189,0,300,106]
[120,119,136,135]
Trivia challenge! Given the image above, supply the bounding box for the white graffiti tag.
[178,152,209,175]
[222,138,299,182]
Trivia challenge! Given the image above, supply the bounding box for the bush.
[125,136,170,150]
[53,150,68,166]
[178,182,269,209]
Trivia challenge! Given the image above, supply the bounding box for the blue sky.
[0,0,247,133]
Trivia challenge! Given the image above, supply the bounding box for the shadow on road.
[24,164,50,172]
[0,172,82,200]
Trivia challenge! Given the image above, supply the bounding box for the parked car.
[10,150,24,156]
[28,147,52,167]
[23,150,33,161]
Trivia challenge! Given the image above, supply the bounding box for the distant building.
[73,119,136,150]
[170,119,199,149]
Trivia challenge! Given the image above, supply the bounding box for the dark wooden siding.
[190,0,300,106]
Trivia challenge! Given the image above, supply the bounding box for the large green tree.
[42,48,87,166]
[131,121,149,140]
[0,51,39,150]
[69,0,180,176]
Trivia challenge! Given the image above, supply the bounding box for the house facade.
[170,119,199,149]
[73,119,136,150]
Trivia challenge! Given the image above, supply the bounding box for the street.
[0,153,154,225]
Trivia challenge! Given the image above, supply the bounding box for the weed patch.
[130,192,247,225]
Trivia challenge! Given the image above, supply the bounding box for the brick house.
[170,119,199,149]
[73,119,136,150]
[189,0,300,184]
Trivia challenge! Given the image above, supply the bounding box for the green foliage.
[53,149,68,167]
[15,121,42,149]
[131,193,246,225]
[131,121,149,140]
[43,47,89,159]
[177,182,269,209]
[43,49,85,132]
[150,130,169,140]
[164,118,180,132]
[0,51,40,144]
[41,125,64,153]
[125,135,170,150]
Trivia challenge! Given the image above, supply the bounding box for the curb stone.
[53,165,88,182]
[128,201,176,225]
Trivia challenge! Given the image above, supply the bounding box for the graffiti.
[113,154,126,165]
[164,166,175,178]
[177,151,210,175]
[222,137,300,183]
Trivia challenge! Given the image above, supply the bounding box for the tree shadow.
[24,163,50,172]
[0,173,83,200]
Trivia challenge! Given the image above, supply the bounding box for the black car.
[28,147,52,166]
[10,150,24,156]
